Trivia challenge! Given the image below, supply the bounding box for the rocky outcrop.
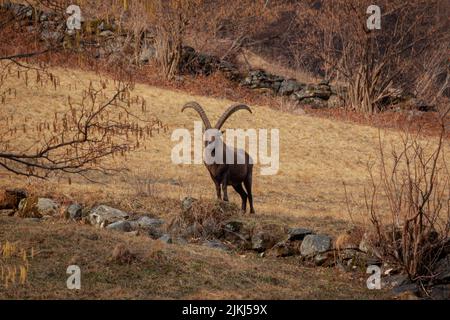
[89,205,129,228]
[65,203,83,221]
[300,234,332,256]
[17,196,59,218]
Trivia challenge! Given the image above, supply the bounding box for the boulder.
[300,234,332,256]
[65,203,82,220]
[241,69,284,92]
[89,205,129,228]
[279,79,304,96]
[106,220,133,232]
[288,227,313,241]
[19,197,59,217]
[293,84,332,101]
[136,216,164,228]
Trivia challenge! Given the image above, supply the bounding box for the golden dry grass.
[0,65,447,299]
[0,215,389,299]
[1,65,447,234]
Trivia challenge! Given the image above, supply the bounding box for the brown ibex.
[182,102,255,214]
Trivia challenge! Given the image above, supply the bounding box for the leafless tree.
[293,0,449,113]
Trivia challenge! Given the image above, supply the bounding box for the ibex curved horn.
[181,101,212,129]
[214,104,252,130]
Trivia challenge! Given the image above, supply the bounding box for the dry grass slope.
[1,65,447,299]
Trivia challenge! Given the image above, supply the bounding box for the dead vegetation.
[168,198,240,240]
[346,108,450,286]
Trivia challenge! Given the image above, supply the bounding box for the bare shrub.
[359,111,450,282]
[168,199,240,240]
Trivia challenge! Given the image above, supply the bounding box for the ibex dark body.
[182,102,255,214]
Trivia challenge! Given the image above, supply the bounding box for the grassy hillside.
[0,66,445,299]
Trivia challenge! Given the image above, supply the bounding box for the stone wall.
[2,2,424,110]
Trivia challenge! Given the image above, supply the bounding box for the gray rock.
[65,203,82,220]
[241,69,284,92]
[17,197,59,216]
[300,234,332,256]
[288,227,313,241]
[292,84,332,101]
[36,198,59,216]
[203,239,229,251]
[17,197,56,218]
[158,234,173,244]
[89,205,129,228]
[279,79,303,96]
[106,220,133,232]
[136,216,164,228]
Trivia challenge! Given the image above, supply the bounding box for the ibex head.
[181,101,252,130]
